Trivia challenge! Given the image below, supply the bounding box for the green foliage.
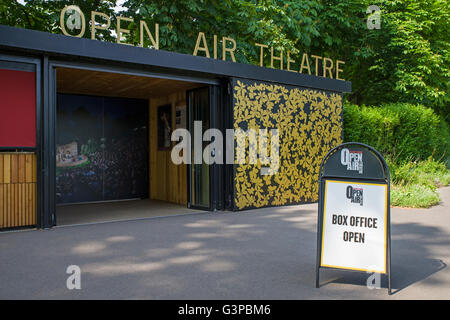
[389,157,450,187]
[123,0,324,65]
[318,0,450,118]
[1,1,448,115]
[379,0,450,117]
[343,103,450,163]
[388,157,449,208]
[344,101,450,208]
[0,0,117,41]
[0,0,55,32]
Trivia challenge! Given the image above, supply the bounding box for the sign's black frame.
[315,142,392,295]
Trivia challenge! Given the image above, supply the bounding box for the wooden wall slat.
[2,184,5,228]
[11,154,18,183]
[3,184,7,227]
[13,184,17,227]
[15,183,19,227]
[0,184,3,228]
[32,183,36,225]
[7,183,11,227]
[0,153,37,229]
[30,183,34,225]
[32,153,37,183]
[11,183,14,227]
[0,154,4,183]
[18,154,25,183]
[13,183,17,227]
[11,184,14,227]
[25,154,33,183]
[20,183,24,226]
[25,184,28,226]
[3,154,10,184]
[149,91,187,206]
[6,184,9,227]
[26,183,30,226]
[8,183,12,228]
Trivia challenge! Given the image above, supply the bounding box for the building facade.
[0,25,351,230]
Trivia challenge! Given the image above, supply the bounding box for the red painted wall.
[0,69,36,147]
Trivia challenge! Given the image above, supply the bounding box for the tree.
[0,0,117,41]
[1,0,448,117]
[122,0,323,65]
[308,0,449,118]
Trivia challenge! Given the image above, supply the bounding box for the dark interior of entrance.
[55,67,208,225]
[56,93,149,204]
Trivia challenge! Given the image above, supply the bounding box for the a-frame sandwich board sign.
[316,142,392,294]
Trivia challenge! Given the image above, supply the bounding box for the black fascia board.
[0,25,351,93]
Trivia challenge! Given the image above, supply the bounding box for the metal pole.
[315,178,324,288]
[387,179,392,295]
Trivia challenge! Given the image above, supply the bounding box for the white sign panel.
[320,180,387,273]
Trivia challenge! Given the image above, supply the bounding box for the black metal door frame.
[38,55,58,228]
[221,79,234,211]
[41,59,222,228]
[187,86,212,211]
[187,83,234,211]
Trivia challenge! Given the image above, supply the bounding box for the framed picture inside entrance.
[175,102,186,130]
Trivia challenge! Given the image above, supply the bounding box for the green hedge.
[343,103,450,163]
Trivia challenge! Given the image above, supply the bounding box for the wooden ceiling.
[56,68,204,99]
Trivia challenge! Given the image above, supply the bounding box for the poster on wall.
[56,94,149,205]
[157,104,172,150]
[175,103,186,130]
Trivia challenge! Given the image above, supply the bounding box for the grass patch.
[389,157,449,208]
[391,184,440,208]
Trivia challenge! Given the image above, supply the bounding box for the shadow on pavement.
[0,200,449,299]
[317,221,448,295]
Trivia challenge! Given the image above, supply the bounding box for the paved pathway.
[0,187,449,299]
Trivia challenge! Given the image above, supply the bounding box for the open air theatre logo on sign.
[341,148,363,174]
[346,186,363,206]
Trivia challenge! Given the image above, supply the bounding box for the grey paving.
[0,187,449,299]
[56,199,203,226]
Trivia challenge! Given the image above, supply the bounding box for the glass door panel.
[188,87,210,209]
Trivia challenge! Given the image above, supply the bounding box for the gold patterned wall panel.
[233,79,343,210]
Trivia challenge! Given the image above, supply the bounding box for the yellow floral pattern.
[233,79,343,210]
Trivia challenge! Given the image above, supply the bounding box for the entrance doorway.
[54,67,216,225]
[56,93,149,205]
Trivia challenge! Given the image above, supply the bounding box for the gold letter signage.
[59,6,346,80]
